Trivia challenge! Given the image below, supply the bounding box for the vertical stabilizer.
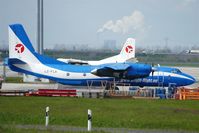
[119,38,135,60]
[9,24,39,64]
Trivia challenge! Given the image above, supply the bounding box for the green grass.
[0,97,199,132]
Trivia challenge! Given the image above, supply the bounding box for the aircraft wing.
[57,58,89,65]
[67,59,88,65]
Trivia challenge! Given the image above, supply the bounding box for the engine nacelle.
[91,64,152,79]
[124,64,152,79]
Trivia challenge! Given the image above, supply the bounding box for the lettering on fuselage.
[120,78,158,83]
[44,69,57,74]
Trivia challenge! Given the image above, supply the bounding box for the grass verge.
[0,97,199,132]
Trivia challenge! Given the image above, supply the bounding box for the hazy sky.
[0,0,199,50]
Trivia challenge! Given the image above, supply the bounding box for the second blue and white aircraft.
[7,24,195,87]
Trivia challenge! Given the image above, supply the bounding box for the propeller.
[151,63,160,78]
[151,67,156,77]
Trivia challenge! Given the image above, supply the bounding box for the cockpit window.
[171,69,181,73]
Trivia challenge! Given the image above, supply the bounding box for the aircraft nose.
[184,73,196,85]
[190,76,196,84]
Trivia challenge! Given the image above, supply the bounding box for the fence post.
[88,109,92,131]
[45,106,49,127]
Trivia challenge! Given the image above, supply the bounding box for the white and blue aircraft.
[7,24,195,87]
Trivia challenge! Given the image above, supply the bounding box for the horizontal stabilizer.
[8,58,27,65]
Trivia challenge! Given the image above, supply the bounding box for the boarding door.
[158,71,164,87]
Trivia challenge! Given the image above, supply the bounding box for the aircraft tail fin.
[98,38,136,64]
[119,38,135,60]
[8,24,39,64]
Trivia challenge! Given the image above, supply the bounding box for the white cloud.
[97,10,149,34]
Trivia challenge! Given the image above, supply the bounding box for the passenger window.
[83,73,86,76]
[66,73,70,76]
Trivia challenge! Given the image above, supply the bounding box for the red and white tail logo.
[15,44,25,53]
[125,45,133,53]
